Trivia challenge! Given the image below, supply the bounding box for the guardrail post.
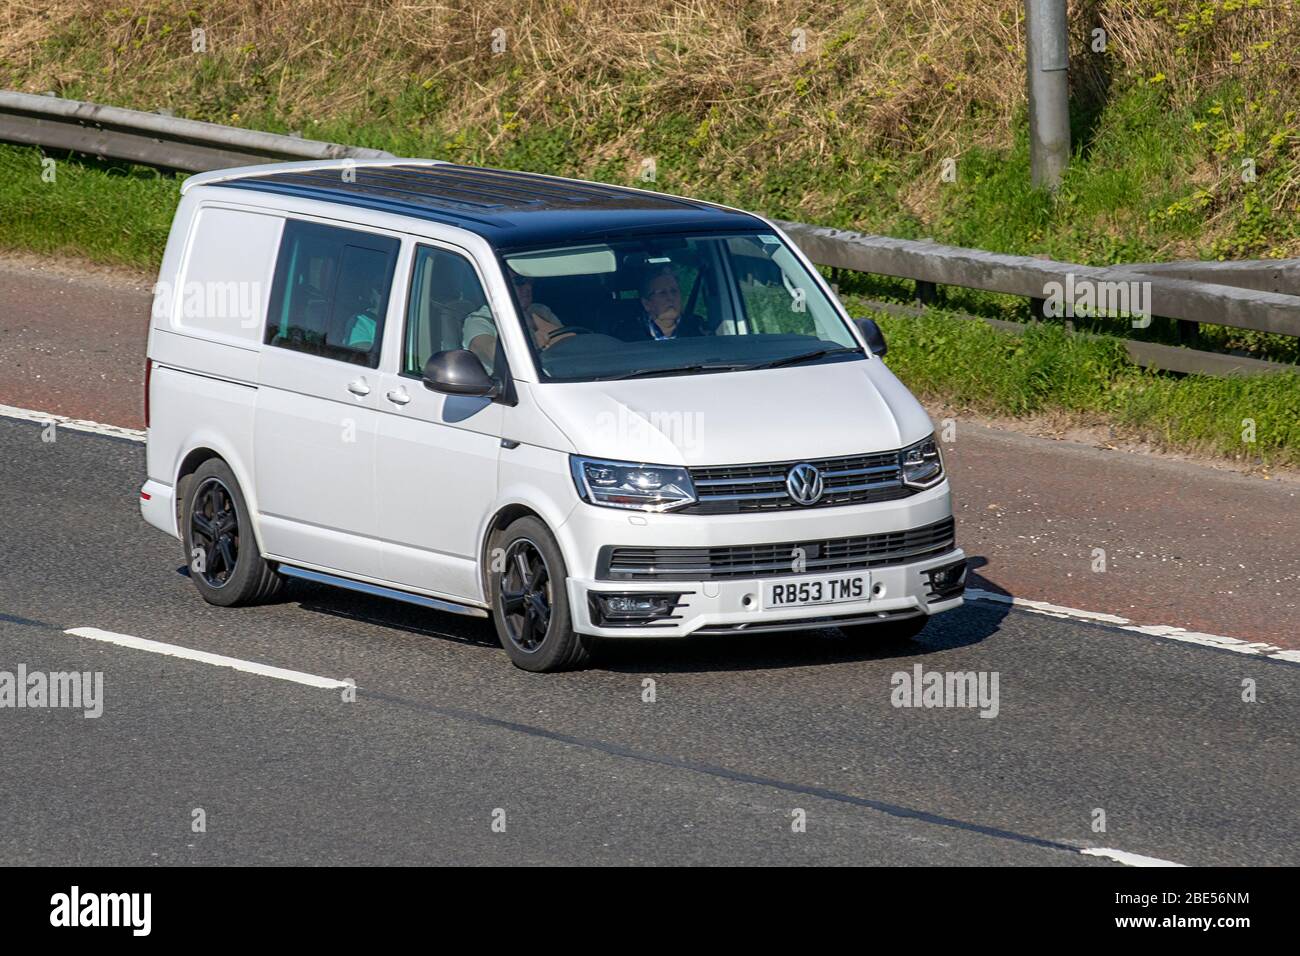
[915,280,939,307]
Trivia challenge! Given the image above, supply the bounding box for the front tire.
[180,459,283,607]
[489,516,591,672]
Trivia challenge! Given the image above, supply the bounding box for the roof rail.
[181,158,447,194]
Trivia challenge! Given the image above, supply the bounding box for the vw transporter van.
[140,159,966,671]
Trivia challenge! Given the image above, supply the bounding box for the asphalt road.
[1,417,1296,865]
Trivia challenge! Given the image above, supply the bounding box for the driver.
[463,268,570,371]
[610,265,708,341]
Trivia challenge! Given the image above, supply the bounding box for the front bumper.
[568,545,965,638]
[553,477,963,637]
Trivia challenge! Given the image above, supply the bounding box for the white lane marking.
[967,588,1300,663]
[64,627,349,690]
[0,403,144,442]
[1080,847,1185,867]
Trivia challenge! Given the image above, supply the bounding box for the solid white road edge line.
[4,403,1294,665]
[967,588,1300,664]
[1080,847,1185,867]
[0,402,145,442]
[64,627,349,690]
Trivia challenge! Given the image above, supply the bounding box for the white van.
[140,159,965,671]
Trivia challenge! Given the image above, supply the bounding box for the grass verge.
[0,144,178,270]
[857,301,1300,468]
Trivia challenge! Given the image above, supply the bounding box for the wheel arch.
[172,438,266,553]
[479,503,551,602]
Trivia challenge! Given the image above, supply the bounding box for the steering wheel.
[542,325,595,340]
[541,326,624,354]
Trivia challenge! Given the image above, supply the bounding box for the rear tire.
[489,516,592,672]
[839,615,928,642]
[181,459,283,607]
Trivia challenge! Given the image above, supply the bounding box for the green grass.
[0,144,179,270]
[858,301,1300,467]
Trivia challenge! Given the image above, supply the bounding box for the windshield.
[497,232,862,382]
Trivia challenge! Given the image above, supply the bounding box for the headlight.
[570,456,697,512]
[900,435,944,489]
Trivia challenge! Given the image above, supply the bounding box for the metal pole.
[1024,0,1070,190]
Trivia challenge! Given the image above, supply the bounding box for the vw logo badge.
[786,462,824,506]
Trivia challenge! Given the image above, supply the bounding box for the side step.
[278,565,490,619]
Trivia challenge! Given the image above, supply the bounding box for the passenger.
[344,284,383,351]
[463,269,569,371]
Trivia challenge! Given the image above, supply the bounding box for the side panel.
[144,203,282,538]
[253,350,384,577]
[143,364,258,540]
[374,241,503,601]
[253,220,405,580]
[374,389,502,601]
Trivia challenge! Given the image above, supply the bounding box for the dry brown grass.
[0,1,1025,153]
[2,1,1298,247]
[2,2,1290,153]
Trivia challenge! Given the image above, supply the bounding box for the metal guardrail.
[2,91,1297,377]
[852,297,1292,379]
[0,91,391,171]
[776,222,1300,377]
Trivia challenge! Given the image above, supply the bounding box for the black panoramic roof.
[210,162,764,249]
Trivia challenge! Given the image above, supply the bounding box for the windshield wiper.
[743,347,861,370]
[600,363,749,381]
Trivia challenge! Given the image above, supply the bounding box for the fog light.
[606,595,662,614]
[591,592,684,626]
[926,559,967,597]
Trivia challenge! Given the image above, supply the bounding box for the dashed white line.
[0,402,144,442]
[1080,847,1185,867]
[967,588,1300,663]
[64,627,349,690]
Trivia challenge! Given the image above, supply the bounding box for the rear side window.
[265,220,400,368]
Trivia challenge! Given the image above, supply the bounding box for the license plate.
[763,571,870,609]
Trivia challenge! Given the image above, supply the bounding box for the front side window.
[402,244,493,377]
[497,232,861,382]
[265,220,399,368]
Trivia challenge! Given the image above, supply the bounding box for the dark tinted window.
[265,220,400,367]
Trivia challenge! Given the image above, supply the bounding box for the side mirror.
[854,317,888,357]
[422,350,499,398]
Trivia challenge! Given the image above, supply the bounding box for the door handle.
[386,387,411,406]
[347,378,371,396]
